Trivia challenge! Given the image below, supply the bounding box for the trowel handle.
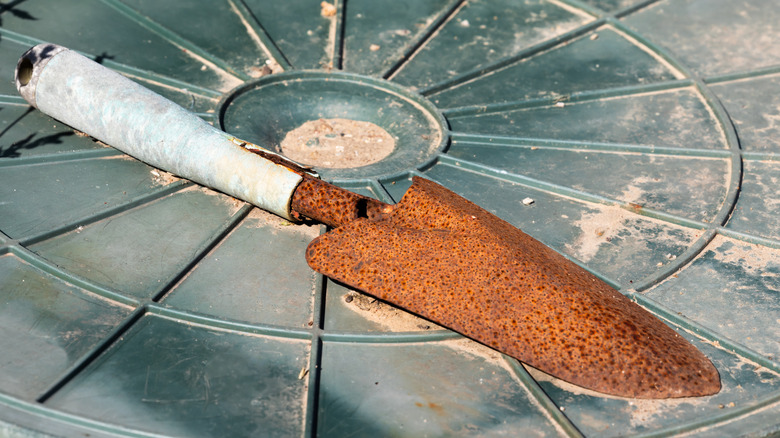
[15,44,303,220]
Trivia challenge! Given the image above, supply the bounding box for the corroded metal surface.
[305,176,721,399]
[290,175,392,228]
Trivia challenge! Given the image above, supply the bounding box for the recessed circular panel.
[217,71,448,181]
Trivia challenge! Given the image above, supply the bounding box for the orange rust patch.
[290,175,391,227]
[428,402,444,415]
[302,176,721,399]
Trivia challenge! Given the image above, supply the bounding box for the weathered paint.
[16,44,302,220]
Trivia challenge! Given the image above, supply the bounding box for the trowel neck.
[290,175,393,228]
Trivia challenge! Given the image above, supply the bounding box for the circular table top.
[0,0,779,436]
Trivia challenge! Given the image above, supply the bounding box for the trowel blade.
[305,177,720,399]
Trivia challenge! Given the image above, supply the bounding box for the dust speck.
[343,291,440,332]
[149,168,179,186]
[320,1,336,17]
[243,208,320,238]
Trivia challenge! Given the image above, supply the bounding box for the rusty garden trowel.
[15,44,720,399]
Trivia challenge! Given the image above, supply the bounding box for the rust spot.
[412,401,444,415]
[232,137,316,177]
[303,176,721,399]
[428,402,444,415]
[290,175,391,228]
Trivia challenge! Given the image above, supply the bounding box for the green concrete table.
[0,0,779,436]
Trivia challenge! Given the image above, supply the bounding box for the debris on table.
[320,1,336,17]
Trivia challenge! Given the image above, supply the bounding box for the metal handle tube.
[15,43,302,220]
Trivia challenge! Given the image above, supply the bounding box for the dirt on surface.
[343,290,441,332]
[280,118,396,168]
[149,168,179,186]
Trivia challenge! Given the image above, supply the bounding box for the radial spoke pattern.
[1,0,779,436]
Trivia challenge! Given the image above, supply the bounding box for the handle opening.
[17,57,34,86]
